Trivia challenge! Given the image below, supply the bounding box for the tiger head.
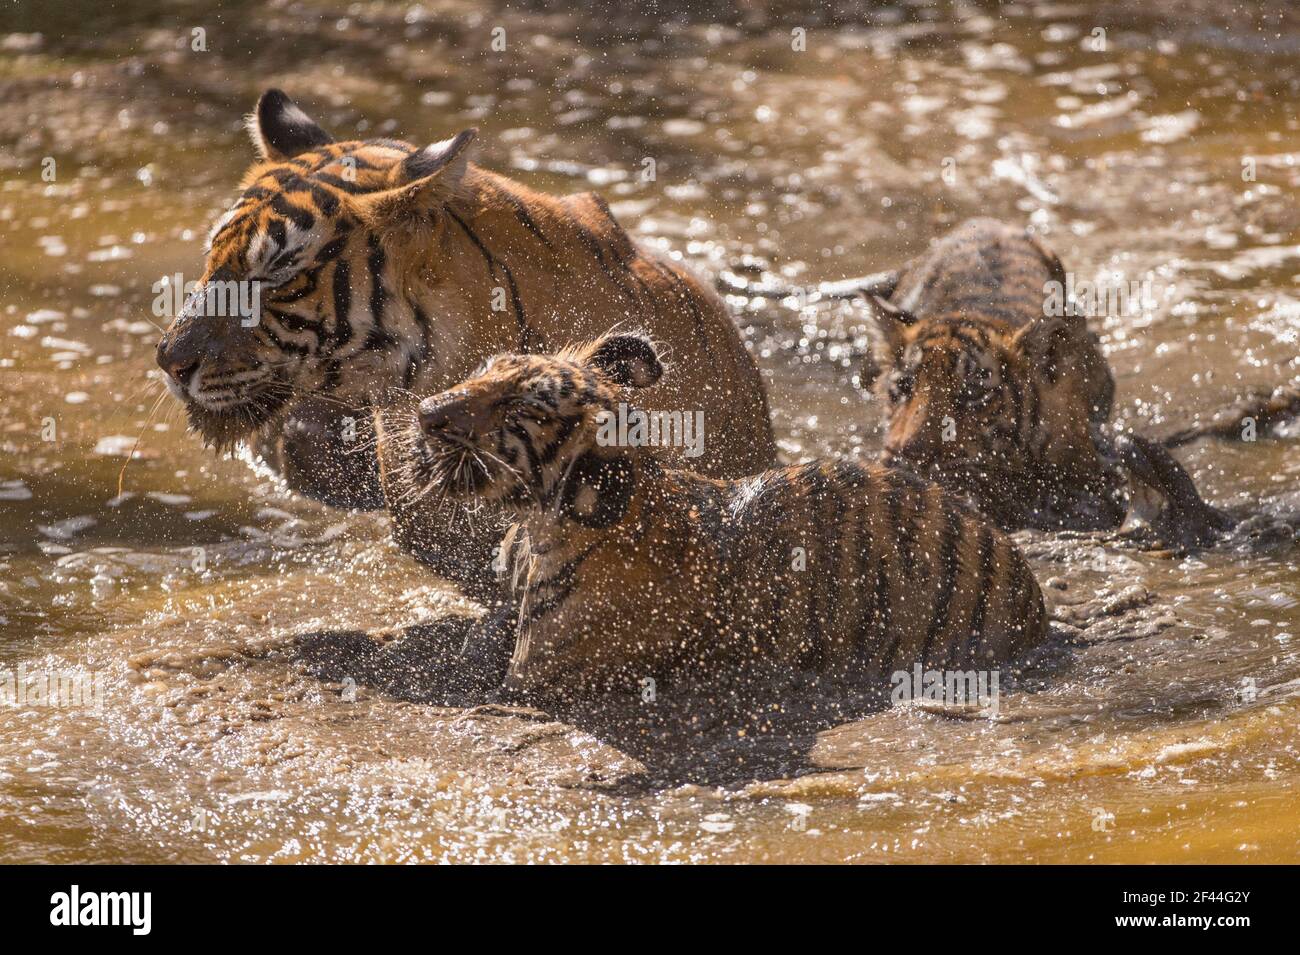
[866,296,1119,525]
[407,333,663,517]
[155,89,477,448]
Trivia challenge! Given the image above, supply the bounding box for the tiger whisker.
[116,388,170,497]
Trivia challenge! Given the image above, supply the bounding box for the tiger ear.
[1011,315,1071,364]
[864,294,915,368]
[397,129,477,189]
[587,334,664,388]
[249,89,334,161]
[356,129,478,224]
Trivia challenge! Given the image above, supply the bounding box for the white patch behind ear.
[588,333,664,388]
[400,129,478,191]
[248,89,334,161]
[360,129,479,226]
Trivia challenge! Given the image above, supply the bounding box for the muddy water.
[2,0,1299,863]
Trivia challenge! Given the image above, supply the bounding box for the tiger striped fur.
[156,89,776,601]
[865,218,1228,540]
[407,333,1048,702]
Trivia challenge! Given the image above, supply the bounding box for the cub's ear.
[249,89,334,161]
[864,294,916,368]
[1011,315,1071,369]
[356,129,477,225]
[587,334,664,388]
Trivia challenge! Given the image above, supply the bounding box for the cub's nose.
[418,393,477,438]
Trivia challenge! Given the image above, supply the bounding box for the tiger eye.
[888,372,914,404]
[960,369,995,408]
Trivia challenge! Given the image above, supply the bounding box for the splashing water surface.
[1,0,1298,862]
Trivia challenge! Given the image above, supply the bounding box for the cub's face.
[408,335,663,509]
[879,328,1034,492]
[155,88,476,448]
[868,299,1110,522]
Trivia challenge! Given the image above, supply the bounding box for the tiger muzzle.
[155,287,251,391]
[418,392,485,441]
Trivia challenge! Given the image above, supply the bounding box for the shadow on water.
[290,615,1078,788]
[292,617,859,786]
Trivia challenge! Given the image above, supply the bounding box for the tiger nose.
[156,334,201,387]
[418,394,477,438]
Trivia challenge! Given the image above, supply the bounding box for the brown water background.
[1,0,1299,862]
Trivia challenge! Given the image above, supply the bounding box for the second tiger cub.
[406,333,1049,701]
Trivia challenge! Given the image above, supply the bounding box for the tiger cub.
[406,333,1048,702]
[864,218,1228,540]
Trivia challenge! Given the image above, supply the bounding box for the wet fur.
[157,89,777,603]
[407,334,1049,703]
[863,219,1227,541]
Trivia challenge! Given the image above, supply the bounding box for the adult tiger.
[406,333,1048,702]
[858,219,1229,542]
[155,89,776,601]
